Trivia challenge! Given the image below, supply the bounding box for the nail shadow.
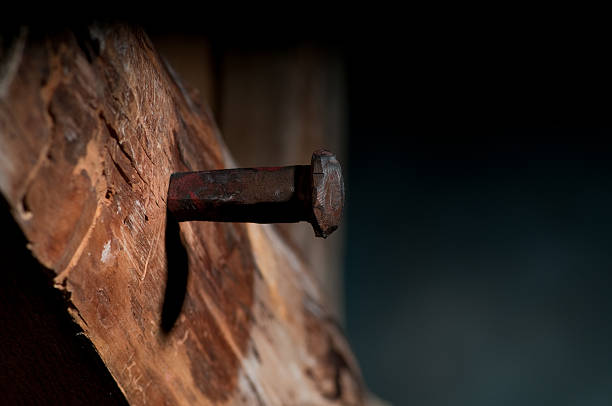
[161,209,189,333]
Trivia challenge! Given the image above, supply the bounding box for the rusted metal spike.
[167,149,344,238]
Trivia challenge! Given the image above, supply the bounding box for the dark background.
[345,127,612,405]
[342,36,612,404]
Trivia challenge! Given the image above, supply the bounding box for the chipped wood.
[0,24,364,405]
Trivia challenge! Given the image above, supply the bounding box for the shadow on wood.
[161,210,189,333]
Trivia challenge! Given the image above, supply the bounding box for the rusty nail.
[167,149,344,238]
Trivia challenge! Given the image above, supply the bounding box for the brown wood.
[152,40,349,320]
[0,25,364,405]
[0,195,129,405]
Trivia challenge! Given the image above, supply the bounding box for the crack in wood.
[0,24,365,406]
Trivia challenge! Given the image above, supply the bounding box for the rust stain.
[167,149,345,238]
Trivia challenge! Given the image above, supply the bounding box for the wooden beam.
[0,24,364,405]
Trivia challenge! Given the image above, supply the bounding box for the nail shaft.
[168,165,312,224]
[167,150,344,238]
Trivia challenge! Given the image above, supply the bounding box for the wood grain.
[0,25,363,405]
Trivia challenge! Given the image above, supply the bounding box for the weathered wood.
[0,25,364,405]
[152,39,349,318]
[0,196,129,405]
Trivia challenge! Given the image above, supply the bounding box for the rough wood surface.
[0,197,129,405]
[152,39,348,319]
[0,25,363,405]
